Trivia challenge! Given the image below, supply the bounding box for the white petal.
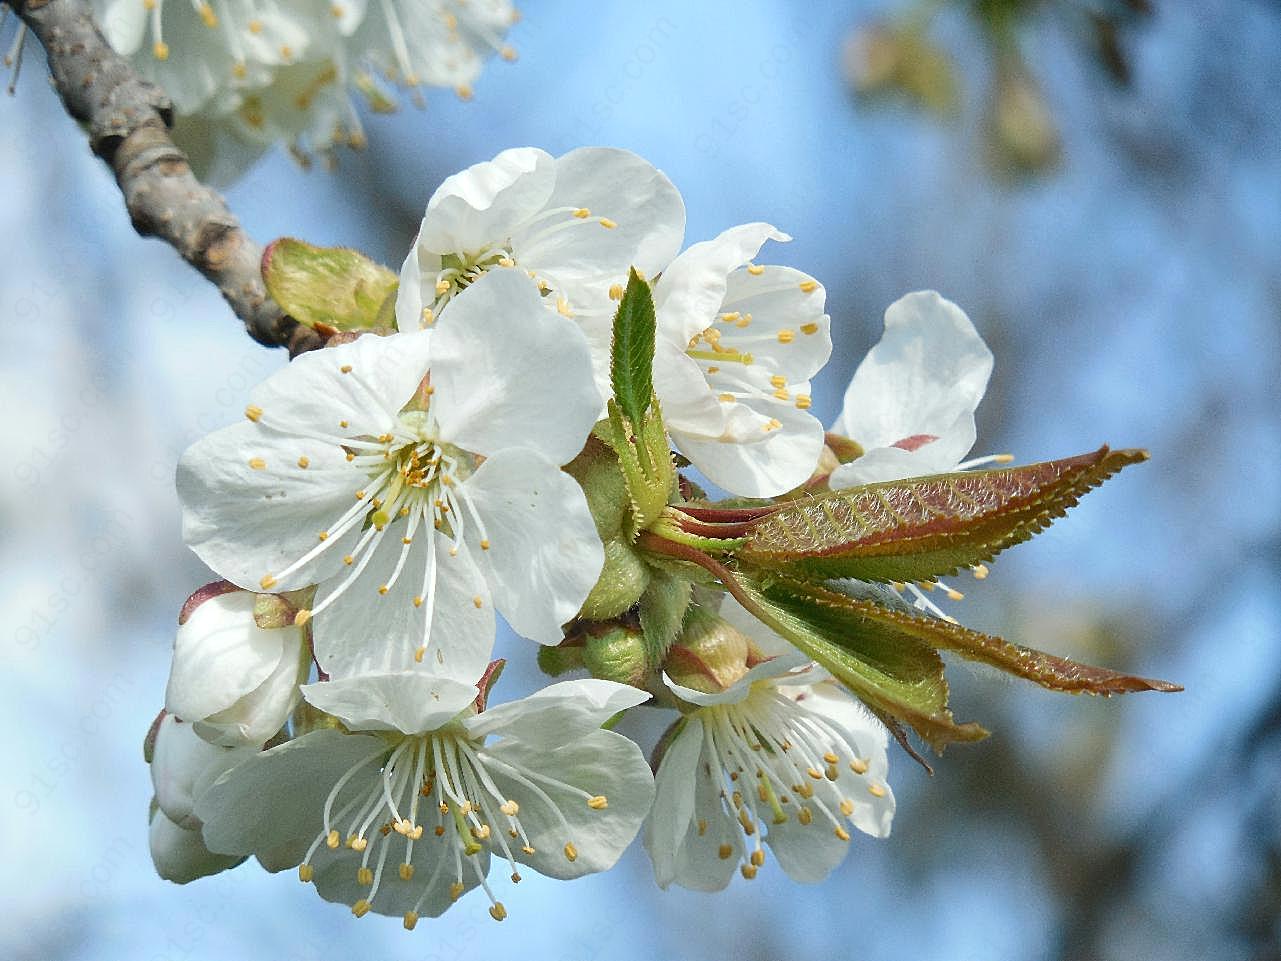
[196,729,387,856]
[301,673,478,734]
[246,329,433,440]
[165,590,291,724]
[98,0,147,55]
[151,716,257,828]
[644,718,702,888]
[514,147,685,296]
[394,240,431,333]
[663,651,811,708]
[832,290,992,463]
[463,678,649,747]
[478,729,655,879]
[654,223,789,344]
[828,409,978,486]
[194,639,305,748]
[720,265,832,384]
[310,521,496,682]
[671,396,825,497]
[429,269,600,464]
[149,809,242,884]
[417,147,555,254]
[462,449,604,643]
[177,420,366,591]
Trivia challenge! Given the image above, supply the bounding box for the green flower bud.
[663,605,752,697]
[583,624,649,689]
[565,435,632,541]
[577,536,651,621]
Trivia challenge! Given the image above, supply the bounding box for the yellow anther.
[399,862,415,881]
[356,866,373,886]
[798,279,819,293]
[279,44,293,61]
[355,489,366,500]
[471,824,491,840]
[697,818,708,836]
[259,574,278,590]
[521,845,535,855]
[796,782,814,799]
[573,208,590,218]
[750,849,765,867]
[797,807,814,825]
[707,365,720,374]
[414,646,426,663]
[946,588,965,601]
[834,826,851,842]
[556,296,574,318]
[511,871,522,883]
[377,584,389,596]
[564,842,578,862]
[731,790,743,808]
[738,809,756,835]
[721,311,741,323]
[350,836,368,852]
[248,457,266,470]
[795,395,812,410]
[972,564,990,579]
[740,863,758,879]
[826,764,839,781]
[245,405,263,422]
[840,799,855,817]
[994,453,1015,463]
[371,509,389,530]
[248,19,263,33]
[770,374,787,389]
[402,536,413,546]
[152,41,170,61]
[823,752,839,764]
[479,539,491,551]
[587,795,608,810]
[718,844,733,860]
[777,329,796,344]
[449,881,465,901]
[326,829,340,849]
[849,757,869,775]
[763,418,782,432]
[608,283,623,300]
[499,800,519,816]
[473,596,483,609]
[737,314,752,328]
[773,388,790,401]
[294,609,312,627]
[295,456,310,470]
[352,899,371,918]
[340,364,353,374]
[747,263,765,275]
[298,864,313,882]
[435,278,451,296]
[339,420,349,428]
[403,911,418,930]
[343,555,354,565]
[345,452,355,462]
[434,825,445,836]
[501,45,518,61]
[718,392,736,403]
[489,902,508,922]
[868,783,887,798]
[455,84,474,100]
[599,218,618,229]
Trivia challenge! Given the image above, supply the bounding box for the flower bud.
[843,23,959,117]
[149,804,243,884]
[577,537,651,621]
[583,624,649,689]
[988,57,1061,175]
[565,436,632,541]
[166,586,309,747]
[663,606,752,698]
[150,715,257,829]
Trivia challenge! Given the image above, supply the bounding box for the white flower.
[150,714,259,830]
[395,146,685,398]
[829,291,995,488]
[651,223,832,497]
[195,672,654,925]
[149,806,243,884]
[164,583,308,747]
[177,268,603,682]
[645,652,893,891]
[342,0,520,100]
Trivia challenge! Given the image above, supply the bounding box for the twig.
[6,0,322,355]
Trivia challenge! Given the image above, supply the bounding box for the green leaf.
[739,446,1147,582]
[262,237,399,333]
[638,569,693,668]
[811,578,1180,695]
[736,573,988,753]
[609,267,657,424]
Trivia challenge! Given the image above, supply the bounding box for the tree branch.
[7,0,322,355]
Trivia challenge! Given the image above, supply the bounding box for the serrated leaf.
[639,570,693,668]
[736,573,988,753]
[262,237,399,332]
[609,267,656,423]
[739,446,1147,582]
[799,577,1180,696]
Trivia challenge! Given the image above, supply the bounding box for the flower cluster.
[150,145,1176,925]
[91,0,519,183]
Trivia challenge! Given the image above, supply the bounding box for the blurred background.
[2,0,1279,959]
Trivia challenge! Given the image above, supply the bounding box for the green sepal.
[739,446,1148,582]
[638,569,693,669]
[607,397,674,537]
[736,572,988,754]
[262,237,399,333]
[609,267,657,424]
